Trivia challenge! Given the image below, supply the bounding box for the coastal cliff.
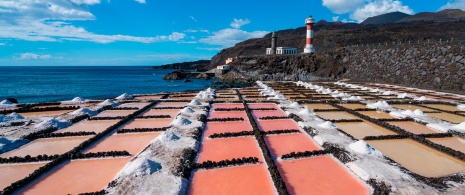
[220,42,465,93]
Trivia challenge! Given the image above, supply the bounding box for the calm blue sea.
[0,66,214,103]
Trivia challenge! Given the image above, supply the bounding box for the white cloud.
[189,16,197,22]
[351,0,414,22]
[134,0,146,3]
[0,0,182,43]
[230,18,250,29]
[199,28,268,48]
[322,0,365,14]
[19,53,52,60]
[0,43,6,46]
[70,0,101,5]
[440,0,465,10]
[332,16,340,22]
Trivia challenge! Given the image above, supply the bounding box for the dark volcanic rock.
[163,70,190,80]
[361,11,411,25]
[153,60,210,70]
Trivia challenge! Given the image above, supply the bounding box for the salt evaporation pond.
[141,109,179,118]
[84,132,161,155]
[0,162,48,189]
[20,158,131,194]
[122,118,172,129]
[55,120,119,133]
[427,112,465,124]
[302,104,338,111]
[197,137,263,163]
[264,133,321,158]
[210,103,244,110]
[256,119,301,132]
[189,164,276,195]
[208,111,248,119]
[203,121,253,138]
[427,136,465,154]
[19,110,74,117]
[155,102,188,108]
[336,122,396,140]
[387,121,440,134]
[367,139,465,177]
[247,103,280,109]
[277,156,370,195]
[251,110,287,119]
[423,104,461,112]
[96,110,135,117]
[357,111,395,119]
[315,111,360,120]
[337,104,368,110]
[392,105,436,112]
[1,136,92,158]
[134,95,164,100]
[116,102,150,109]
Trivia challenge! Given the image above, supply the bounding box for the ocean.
[0,66,214,103]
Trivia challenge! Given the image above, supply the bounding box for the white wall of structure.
[217,65,230,70]
[266,47,297,55]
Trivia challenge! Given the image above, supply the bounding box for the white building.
[217,65,230,70]
[266,47,298,55]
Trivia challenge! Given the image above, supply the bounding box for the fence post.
[440,38,442,43]
[451,38,454,43]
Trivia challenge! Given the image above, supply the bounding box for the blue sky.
[0,0,462,66]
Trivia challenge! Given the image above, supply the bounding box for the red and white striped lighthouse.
[304,16,315,53]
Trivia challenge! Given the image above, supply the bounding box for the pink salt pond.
[257,119,301,132]
[1,136,92,158]
[20,110,74,117]
[203,121,253,138]
[155,102,188,108]
[122,118,172,129]
[21,158,131,195]
[141,109,179,118]
[265,134,321,158]
[189,164,275,195]
[247,103,279,109]
[211,103,244,110]
[277,156,370,195]
[208,111,247,119]
[55,120,119,134]
[96,110,135,117]
[117,102,149,109]
[252,110,287,119]
[0,162,47,190]
[84,132,161,155]
[197,137,263,163]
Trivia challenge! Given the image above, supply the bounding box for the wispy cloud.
[189,16,197,22]
[230,18,250,29]
[440,0,465,10]
[134,0,146,4]
[323,0,414,23]
[0,43,6,46]
[0,0,183,43]
[19,53,52,60]
[199,28,268,48]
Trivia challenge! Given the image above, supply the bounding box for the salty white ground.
[106,89,214,195]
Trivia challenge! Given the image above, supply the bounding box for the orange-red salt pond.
[141,109,179,118]
[203,121,253,138]
[336,122,396,139]
[122,118,172,129]
[211,103,244,109]
[20,110,74,117]
[155,102,188,108]
[387,121,440,134]
[188,164,275,195]
[427,136,465,154]
[84,132,161,155]
[0,162,47,190]
[265,134,321,158]
[208,111,248,119]
[96,110,135,117]
[55,120,119,134]
[197,137,263,163]
[251,110,287,119]
[20,158,131,195]
[117,102,149,109]
[257,119,301,132]
[315,111,359,120]
[247,103,279,109]
[277,156,369,195]
[1,136,92,158]
[367,139,465,177]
